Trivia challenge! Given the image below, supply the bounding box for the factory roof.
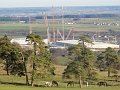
[55,40,119,49]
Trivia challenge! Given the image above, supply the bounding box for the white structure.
[53,40,119,51]
[11,38,119,51]
[11,37,49,48]
[11,38,29,45]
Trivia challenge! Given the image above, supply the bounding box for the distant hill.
[0,6,120,16]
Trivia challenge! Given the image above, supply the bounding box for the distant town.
[0,6,120,17]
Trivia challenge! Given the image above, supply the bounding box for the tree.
[19,50,33,86]
[97,47,120,77]
[64,44,96,78]
[63,36,97,83]
[0,35,13,75]
[0,36,32,86]
[11,41,33,86]
[118,50,120,58]
[9,43,23,76]
[26,33,54,86]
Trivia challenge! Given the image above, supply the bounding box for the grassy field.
[0,17,120,38]
[0,65,120,86]
[0,64,120,90]
[0,22,120,31]
[0,84,120,90]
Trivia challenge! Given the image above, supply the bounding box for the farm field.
[0,84,120,90]
[0,18,120,39]
[0,65,120,87]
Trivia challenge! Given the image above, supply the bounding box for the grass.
[56,56,71,65]
[0,75,27,84]
[0,17,120,38]
[0,23,46,31]
[0,65,120,86]
[0,65,120,90]
[0,84,120,90]
[0,17,120,31]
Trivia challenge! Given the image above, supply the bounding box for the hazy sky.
[0,0,120,7]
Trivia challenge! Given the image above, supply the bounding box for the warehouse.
[11,37,48,49]
[54,40,119,51]
[11,38,119,51]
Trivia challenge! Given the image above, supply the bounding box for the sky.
[0,0,120,7]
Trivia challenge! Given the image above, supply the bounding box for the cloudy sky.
[0,0,120,7]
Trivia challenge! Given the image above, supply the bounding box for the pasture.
[0,17,120,39]
[0,65,120,87]
[0,84,120,90]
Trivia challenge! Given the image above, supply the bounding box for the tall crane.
[28,16,33,50]
[113,35,117,43]
[109,29,117,43]
[57,29,64,40]
[29,26,32,34]
[42,12,50,44]
[52,6,56,43]
[62,7,65,40]
[66,27,73,40]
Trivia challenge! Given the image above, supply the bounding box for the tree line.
[0,34,120,86]
[0,34,54,86]
[0,14,119,22]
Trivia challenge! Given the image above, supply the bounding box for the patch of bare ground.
[74,28,109,32]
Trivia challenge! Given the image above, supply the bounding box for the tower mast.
[62,7,64,40]
[52,6,55,43]
[42,12,50,44]
[29,16,32,34]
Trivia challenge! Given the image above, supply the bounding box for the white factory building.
[11,38,119,51]
[11,37,48,49]
[52,40,119,51]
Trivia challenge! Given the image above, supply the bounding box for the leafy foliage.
[96,47,120,77]
[0,35,25,76]
[0,34,55,86]
[26,33,55,86]
[63,36,97,81]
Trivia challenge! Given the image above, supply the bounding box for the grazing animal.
[52,80,58,87]
[98,81,107,87]
[45,82,52,87]
[67,81,74,87]
[83,81,88,87]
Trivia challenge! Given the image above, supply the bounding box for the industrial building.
[51,40,119,51]
[11,37,48,49]
[10,6,120,51]
[11,37,119,51]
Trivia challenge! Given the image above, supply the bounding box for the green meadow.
[0,84,120,90]
[0,17,120,31]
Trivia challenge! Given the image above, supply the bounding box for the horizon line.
[0,5,120,8]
